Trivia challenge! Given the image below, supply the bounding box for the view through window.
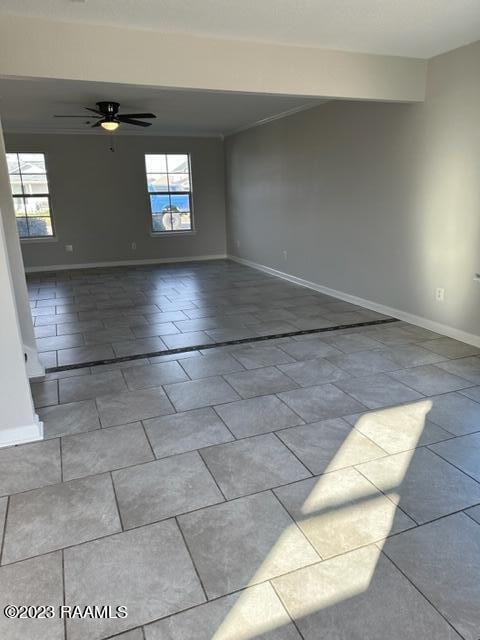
[6,153,54,238]
[145,154,193,233]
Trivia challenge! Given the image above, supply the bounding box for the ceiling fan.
[54,101,156,131]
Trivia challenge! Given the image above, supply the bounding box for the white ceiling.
[0,0,479,58]
[0,77,322,136]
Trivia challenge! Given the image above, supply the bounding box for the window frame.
[6,152,56,241]
[144,153,195,236]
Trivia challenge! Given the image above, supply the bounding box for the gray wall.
[225,40,480,339]
[5,132,226,269]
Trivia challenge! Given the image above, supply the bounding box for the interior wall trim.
[228,254,480,349]
[24,254,228,273]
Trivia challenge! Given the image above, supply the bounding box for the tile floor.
[28,260,387,368]
[1,261,479,638]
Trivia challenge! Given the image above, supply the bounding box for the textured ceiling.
[0,77,322,136]
[0,0,479,57]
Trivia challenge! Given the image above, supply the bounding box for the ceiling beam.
[0,14,427,103]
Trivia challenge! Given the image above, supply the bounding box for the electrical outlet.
[131,242,137,250]
[283,250,288,261]
[65,244,73,252]
[435,287,445,302]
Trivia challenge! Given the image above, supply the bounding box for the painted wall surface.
[225,40,480,338]
[5,133,226,268]
[0,14,427,102]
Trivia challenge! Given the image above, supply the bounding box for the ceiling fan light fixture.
[101,120,119,131]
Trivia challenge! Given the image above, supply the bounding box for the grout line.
[197,450,228,502]
[269,579,307,640]
[109,472,125,532]
[61,549,67,640]
[380,547,467,640]
[0,497,10,566]
[426,445,480,487]
[353,464,420,526]
[271,430,314,477]
[174,515,209,603]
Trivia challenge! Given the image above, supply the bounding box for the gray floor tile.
[122,361,188,390]
[345,403,453,454]
[231,345,295,369]
[39,350,57,368]
[132,322,180,338]
[459,385,480,402]
[83,327,135,345]
[31,379,58,408]
[145,582,301,640]
[427,392,480,435]
[273,546,459,640]
[180,353,244,379]
[277,418,386,474]
[0,439,61,496]
[38,399,100,438]
[436,356,480,384]
[335,374,423,409]
[388,364,472,395]
[113,452,224,528]
[113,337,167,358]
[430,432,480,481]
[322,333,385,353]
[111,629,144,640]
[164,377,240,412]
[384,513,480,640]
[420,337,480,359]
[97,387,174,427]
[3,474,121,564]
[144,408,233,458]
[224,367,298,399]
[34,324,57,338]
[357,447,480,524]
[382,344,446,368]
[163,331,213,349]
[278,357,350,386]
[36,333,84,353]
[200,433,310,499]
[178,491,319,599]
[64,520,205,640]
[214,394,303,438]
[0,497,6,539]
[278,384,366,422]
[59,370,127,403]
[62,423,154,481]
[0,552,64,640]
[57,319,104,335]
[275,469,414,558]
[326,349,399,377]
[279,339,343,361]
[57,344,115,366]
[465,505,480,524]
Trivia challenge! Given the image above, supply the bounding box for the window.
[145,154,193,233]
[6,153,54,239]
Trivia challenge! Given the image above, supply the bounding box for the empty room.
[0,1,479,639]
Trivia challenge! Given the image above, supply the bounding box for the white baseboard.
[0,415,43,448]
[229,254,480,349]
[25,254,228,273]
[24,343,45,380]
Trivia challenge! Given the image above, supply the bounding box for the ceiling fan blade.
[118,117,152,127]
[91,121,102,128]
[84,107,104,115]
[54,115,99,118]
[119,113,156,119]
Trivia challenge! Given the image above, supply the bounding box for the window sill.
[150,230,196,237]
[20,236,58,244]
